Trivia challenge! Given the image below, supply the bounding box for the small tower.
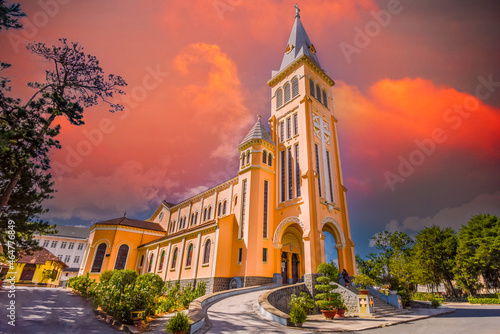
[267,5,357,289]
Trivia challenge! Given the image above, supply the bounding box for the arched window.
[218,202,222,217]
[208,207,212,220]
[203,239,211,264]
[191,213,196,226]
[139,254,144,267]
[284,83,291,103]
[186,244,194,267]
[158,250,165,271]
[309,78,315,98]
[203,208,207,221]
[241,152,245,168]
[171,248,178,269]
[263,150,267,164]
[276,89,283,108]
[322,90,328,108]
[292,77,299,97]
[148,253,154,272]
[114,244,129,270]
[246,150,250,164]
[316,84,321,104]
[222,201,227,215]
[268,153,273,167]
[91,243,107,273]
[194,212,198,225]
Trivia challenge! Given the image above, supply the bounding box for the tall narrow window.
[148,253,154,272]
[262,150,267,164]
[295,144,301,197]
[286,117,291,139]
[203,208,207,221]
[326,151,334,203]
[186,244,193,267]
[263,248,268,262]
[241,152,245,168]
[322,90,328,108]
[240,180,247,238]
[280,150,286,202]
[218,202,222,217]
[195,212,198,224]
[280,122,284,143]
[293,113,298,136]
[292,77,299,97]
[263,180,269,238]
[316,84,322,104]
[158,250,165,271]
[246,151,250,164]
[114,244,129,270]
[284,83,291,102]
[208,207,212,220]
[276,89,283,108]
[288,147,293,200]
[237,248,243,263]
[310,78,315,98]
[315,144,322,197]
[223,201,227,215]
[191,213,195,225]
[203,239,211,264]
[139,255,144,267]
[91,243,106,273]
[171,248,178,269]
[268,153,272,167]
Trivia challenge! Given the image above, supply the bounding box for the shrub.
[315,276,341,311]
[100,270,117,284]
[468,297,500,304]
[317,262,339,281]
[165,312,191,334]
[289,304,307,325]
[431,299,441,308]
[351,274,375,289]
[108,269,138,291]
[155,296,176,314]
[290,292,315,314]
[398,290,410,307]
[411,292,443,302]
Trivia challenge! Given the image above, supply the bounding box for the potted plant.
[352,274,375,295]
[335,298,347,318]
[165,311,191,334]
[290,292,315,314]
[289,304,307,327]
[315,276,341,319]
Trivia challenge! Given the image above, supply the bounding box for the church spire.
[278,4,322,72]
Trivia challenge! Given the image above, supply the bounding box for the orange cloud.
[334,77,500,194]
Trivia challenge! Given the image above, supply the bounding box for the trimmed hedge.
[468,297,500,304]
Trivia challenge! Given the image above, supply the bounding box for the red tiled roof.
[94,217,165,232]
[18,248,68,268]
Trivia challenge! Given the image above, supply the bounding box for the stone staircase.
[345,285,409,318]
[371,295,409,318]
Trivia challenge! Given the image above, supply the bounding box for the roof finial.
[257,114,262,121]
[294,4,300,18]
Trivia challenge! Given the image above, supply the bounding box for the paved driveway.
[0,286,118,334]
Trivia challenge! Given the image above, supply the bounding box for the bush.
[154,296,176,314]
[68,273,96,298]
[431,299,441,308]
[108,269,138,291]
[351,274,375,289]
[315,276,341,311]
[290,292,315,314]
[165,312,191,334]
[468,297,500,304]
[398,290,410,307]
[411,292,443,302]
[289,304,307,325]
[100,270,117,284]
[317,262,339,281]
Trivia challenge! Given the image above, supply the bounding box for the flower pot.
[295,323,303,327]
[358,289,369,295]
[335,309,346,318]
[320,309,337,319]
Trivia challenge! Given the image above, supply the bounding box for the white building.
[35,225,89,284]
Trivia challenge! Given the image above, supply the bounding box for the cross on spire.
[294,4,300,18]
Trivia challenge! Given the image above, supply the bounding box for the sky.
[1,0,499,259]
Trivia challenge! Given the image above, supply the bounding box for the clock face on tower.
[285,44,294,54]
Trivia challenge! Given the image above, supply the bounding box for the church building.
[79,6,357,293]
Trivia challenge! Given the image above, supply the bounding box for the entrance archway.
[321,217,347,272]
[279,225,304,284]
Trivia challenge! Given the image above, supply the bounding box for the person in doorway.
[342,269,350,287]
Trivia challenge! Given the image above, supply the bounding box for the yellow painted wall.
[13,260,64,285]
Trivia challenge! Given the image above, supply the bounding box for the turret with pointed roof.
[239,115,275,148]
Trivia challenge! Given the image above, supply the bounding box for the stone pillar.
[304,273,322,297]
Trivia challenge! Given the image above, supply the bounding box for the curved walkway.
[202,288,314,334]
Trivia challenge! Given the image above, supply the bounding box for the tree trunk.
[0,167,23,211]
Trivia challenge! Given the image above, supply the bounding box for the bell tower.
[267,5,357,288]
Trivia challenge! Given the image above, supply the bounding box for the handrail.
[331,283,360,315]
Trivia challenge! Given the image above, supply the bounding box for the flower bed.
[68,270,205,325]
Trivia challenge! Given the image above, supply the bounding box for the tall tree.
[0,35,126,255]
[455,214,500,293]
[412,226,458,296]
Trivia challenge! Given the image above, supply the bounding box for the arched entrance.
[279,226,304,284]
[321,217,347,272]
